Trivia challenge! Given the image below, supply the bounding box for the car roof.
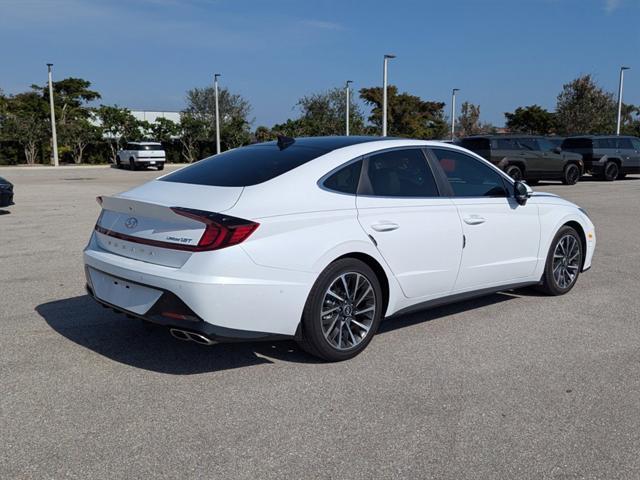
[254,136,399,153]
[128,141,162,145]
[462,134,542,139]
[564,135,637,139]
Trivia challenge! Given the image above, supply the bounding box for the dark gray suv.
[561,136,640,181]
[458,135,584,185]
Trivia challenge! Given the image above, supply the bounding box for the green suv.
[458,135,584,185]
[561,136,640,181]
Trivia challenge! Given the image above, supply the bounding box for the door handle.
[463,215,486,225]
[371,222,399,232]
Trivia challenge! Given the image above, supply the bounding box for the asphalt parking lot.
[1,165,639,479]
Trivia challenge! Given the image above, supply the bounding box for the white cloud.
[604,0,622,12]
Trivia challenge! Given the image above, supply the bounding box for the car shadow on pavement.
[0,209,11,215]
[377,292,517,334]
[36,295,321,375]
[37,290,531,374]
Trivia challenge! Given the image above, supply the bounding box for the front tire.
[506,165,523,181]
[298,258,383,361]
[129,158,137,171]
[537,226,583,296]
[562,163,581,185]
[115,156,122,169]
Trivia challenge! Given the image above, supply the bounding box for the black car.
[0,176,14,207]
[561,135,640,181]
[458,135,584,185]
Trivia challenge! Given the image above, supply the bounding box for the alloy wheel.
[321,272,376,351]
[552,234,581,289]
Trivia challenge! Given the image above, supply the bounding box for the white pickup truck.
[116,142,165,170]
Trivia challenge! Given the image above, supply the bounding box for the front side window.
[323,160,362,194]
[432,148,508,198]
[517,138,538,151]
[537,138,555,151]
[365,149,439,197]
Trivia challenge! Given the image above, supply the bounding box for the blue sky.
[1,0,639,127]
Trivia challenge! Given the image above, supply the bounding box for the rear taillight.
[170,207,259,252]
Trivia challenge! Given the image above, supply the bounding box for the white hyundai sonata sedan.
[84,136,595,361]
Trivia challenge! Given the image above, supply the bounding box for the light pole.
[345,80,353,136]
[451,88,460,140]
[214,73,221,154]
[616,66,630,135]
[47,63,59,166]
[382,54,395,136]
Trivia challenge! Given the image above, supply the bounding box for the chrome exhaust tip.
[186,332,217,346]
[169,328,216,346]
[170,328,191,342]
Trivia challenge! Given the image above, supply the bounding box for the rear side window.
[161,144,325,187]
[432,148,508,198]
[562,138,592,149]
[595,138,615,149]
[323,160,362,194]
[496,138,518,150]
[365,149,439,197]
[459,138,490,151]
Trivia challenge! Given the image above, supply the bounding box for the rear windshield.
[459,138,490,151]
[140,144,163,151]
[161,144,326,187]
[562,138,592,149]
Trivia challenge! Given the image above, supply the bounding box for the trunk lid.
[95,180,243,267]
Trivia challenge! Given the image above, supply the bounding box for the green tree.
[150,117,179,142]
[60,118,100,164]
[34,77,100,125]
[253,125,276,143]
[555,75,617,135]
[184,85,252,149]
[359,86,448,139]
[95,105,142,162]
[2,92,49,164]
[504,105,557,134]
[178,114,209,163]
[297,87,365,136]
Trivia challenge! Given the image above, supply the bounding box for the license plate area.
[88,268,162,315]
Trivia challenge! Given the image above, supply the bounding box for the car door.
[356,148,463,299]
[630,138,640,173]
[516,138,545,177]
[428,147,541,291]
[535,137,564,178]
[617,137,640,172]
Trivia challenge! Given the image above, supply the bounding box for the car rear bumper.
[85,280,292,343]
[83,233,313,338]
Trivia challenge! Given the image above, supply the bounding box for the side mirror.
[514,180,532,206]
[552,147,562,154]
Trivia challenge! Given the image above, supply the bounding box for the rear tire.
[297,258,383,361]
[602,161,619,181]
[562,163,581,185]
[157,163,164,171]
[506,165,523,181]
[536,225,583,296]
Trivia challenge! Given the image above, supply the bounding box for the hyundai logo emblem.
[124,217,138,229]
